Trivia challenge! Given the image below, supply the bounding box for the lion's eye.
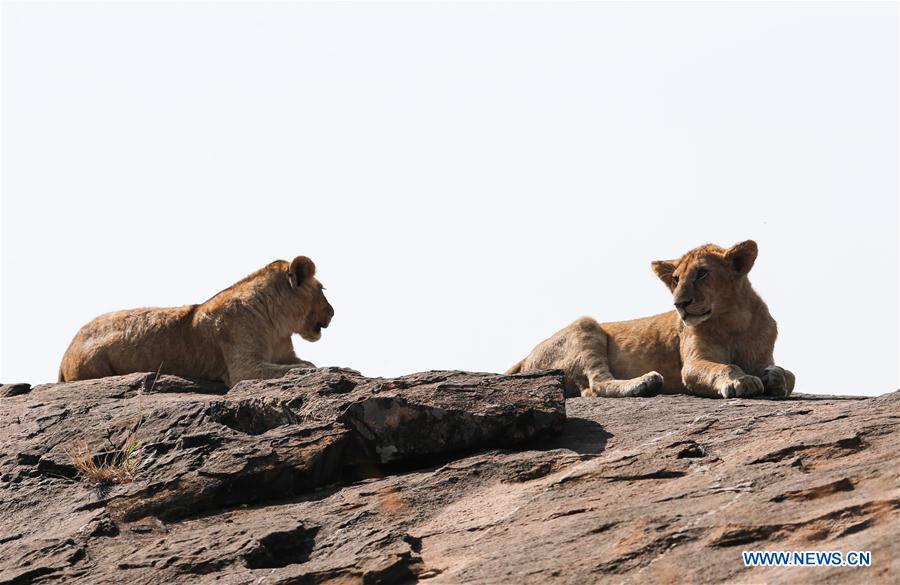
[671,275,679,286]
[696,269,708,280]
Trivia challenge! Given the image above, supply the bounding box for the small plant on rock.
[66,367,156,485]
[66,417,143,485]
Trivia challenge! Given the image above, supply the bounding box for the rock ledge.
[0,369,896,584]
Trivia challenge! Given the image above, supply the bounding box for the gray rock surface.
[0,368,896,584]
[0,383,30,398]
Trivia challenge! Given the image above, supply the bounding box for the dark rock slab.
[0,383,30,398]
[339,371,565,463]
[0,368,566,583]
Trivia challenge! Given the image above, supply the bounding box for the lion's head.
[651,240,758,327]
[285,256,334,341]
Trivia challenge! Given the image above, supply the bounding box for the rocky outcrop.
[0,369,896,584]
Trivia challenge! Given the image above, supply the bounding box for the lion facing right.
[507,240,795,399]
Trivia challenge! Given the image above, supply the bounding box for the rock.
[0,368,565,583]
[0,383,30,398]
[338,371,565,463]
[0,369,896,584]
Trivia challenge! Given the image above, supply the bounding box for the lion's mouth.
[299,324,325,342]
[679,308,711,324]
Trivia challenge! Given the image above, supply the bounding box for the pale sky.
[2,2,897,396]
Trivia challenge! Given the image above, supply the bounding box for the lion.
[59,256,334,387]
[506,241,794,399]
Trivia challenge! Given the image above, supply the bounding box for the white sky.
[1,2,897,396]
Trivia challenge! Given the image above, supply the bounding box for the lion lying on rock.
[59,256,333,387]
[507,241,794,399]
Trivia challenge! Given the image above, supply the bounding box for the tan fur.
[508,241,794,399]
[59,256,334,387]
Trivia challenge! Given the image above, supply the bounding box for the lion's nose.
[674,299,693,310]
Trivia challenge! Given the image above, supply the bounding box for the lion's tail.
[505,359,525,375]
[58,366,65,383]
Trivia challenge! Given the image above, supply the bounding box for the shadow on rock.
[523,416,611,455]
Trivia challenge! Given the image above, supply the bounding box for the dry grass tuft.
[66,366,157,485]
[65,428,142,485]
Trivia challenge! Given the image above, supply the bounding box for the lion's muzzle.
[315,303,334,334]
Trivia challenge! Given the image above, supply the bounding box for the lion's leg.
[575,324,662,398]
[519,317,662,399]
[682,359,763,399]
[271,336,316,368]
[62,348,116,382]
[226,361,304,387]
[761,365,795,397]
[222,341,312,387]
[584,369,663,398]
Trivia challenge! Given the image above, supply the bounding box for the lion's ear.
[651,260,677,287]
[724,240,758,275]
[287,256,316,289]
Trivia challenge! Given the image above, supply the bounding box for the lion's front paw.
[761,366,792,397]
[719,375,764,399]
[289,360,317,371]
[628,371,664,397]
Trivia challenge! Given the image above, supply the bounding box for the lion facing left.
[59,256,334,387]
